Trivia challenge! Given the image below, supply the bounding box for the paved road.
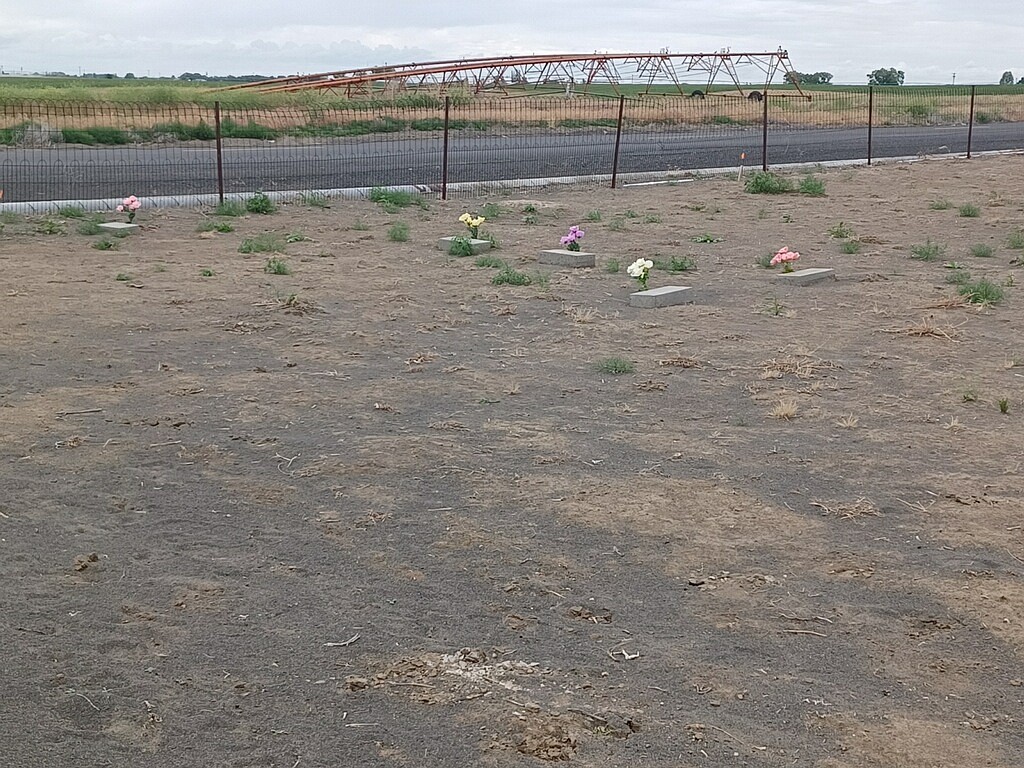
[1,122,1021,203]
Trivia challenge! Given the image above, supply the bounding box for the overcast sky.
[1,0,1022,84]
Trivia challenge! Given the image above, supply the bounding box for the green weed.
[76,220,102,236]
[214,200,246,217]
[387,222,410,242]
[745,171,794,194]
[285,232,311,243]
[828,222,854,238]
[929,199,952,210]
[657,255,697,272]
[245,192,276,215]
[93,239,116,251]
[491,267,532,286]
[264,257,291,275]
[605,259,621,273]
[596,358,635,375]
[62,127,130,145]
[1007,229,1024,250]
[643,213,662,224]
[969,243,994,258]
[691,233,722,243]
[197,220,234,233]
[945,269,971,285]
[958,279,1004,304]
[474,255,505,268]
[998,398,1010,414]
[58,205,86,218]
[840,240,862,254]
[350,219,370,231]
[369,187,427,209]
[448,237,474,258]
[114,271,130,280]
[239,234,285,254]
[480,202,504,219]
[35,219,65,235]
[958,203,980,218]
[910,240,945,261]
[585,210,602,222]
[219,119,277,140]
[200,268,215,277]
[798,175,826,197]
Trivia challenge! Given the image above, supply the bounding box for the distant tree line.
[176,73,269,83]
[867,68,905,86]
[999,71,1024,85]
[785,71,833,85]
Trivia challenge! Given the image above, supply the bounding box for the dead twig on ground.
[881,316,964,341]
[323,634,360,648]
[704,723,768,752]
[779,614,834,624]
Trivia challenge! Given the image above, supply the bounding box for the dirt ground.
[2,155,1023,767]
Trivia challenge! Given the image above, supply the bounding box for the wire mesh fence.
[446,97,621,185]
[1,87,1023,204]
[0,101,219,201]
[217,102,445,193]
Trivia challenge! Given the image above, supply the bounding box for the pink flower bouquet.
[116,195,141,224]
[770,246,800,272]
[560,225,585,252]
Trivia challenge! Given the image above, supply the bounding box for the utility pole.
[952,72,956,85]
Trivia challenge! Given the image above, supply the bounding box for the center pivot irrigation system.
[221,49,809,100]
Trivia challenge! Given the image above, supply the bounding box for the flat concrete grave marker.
[438,236,491,256]
[98,222,139,232]
[538,248,595,268]
[630,285,695,308]
[776,267,835,286]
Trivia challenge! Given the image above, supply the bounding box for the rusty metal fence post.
[441,95,450,200]
[761,91,769,172]
[610,95,626,189]
[966,85,976,159]
[214,101,225,203]
[867,86,874,165]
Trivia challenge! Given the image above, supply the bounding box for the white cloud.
[0,0,1021,83]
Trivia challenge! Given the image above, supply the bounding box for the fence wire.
[1,88,1023,204]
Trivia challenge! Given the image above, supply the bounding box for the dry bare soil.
[2,156,1023,767]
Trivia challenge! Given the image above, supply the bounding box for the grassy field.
[3,75,1023,105]
[1,77,1022,145]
